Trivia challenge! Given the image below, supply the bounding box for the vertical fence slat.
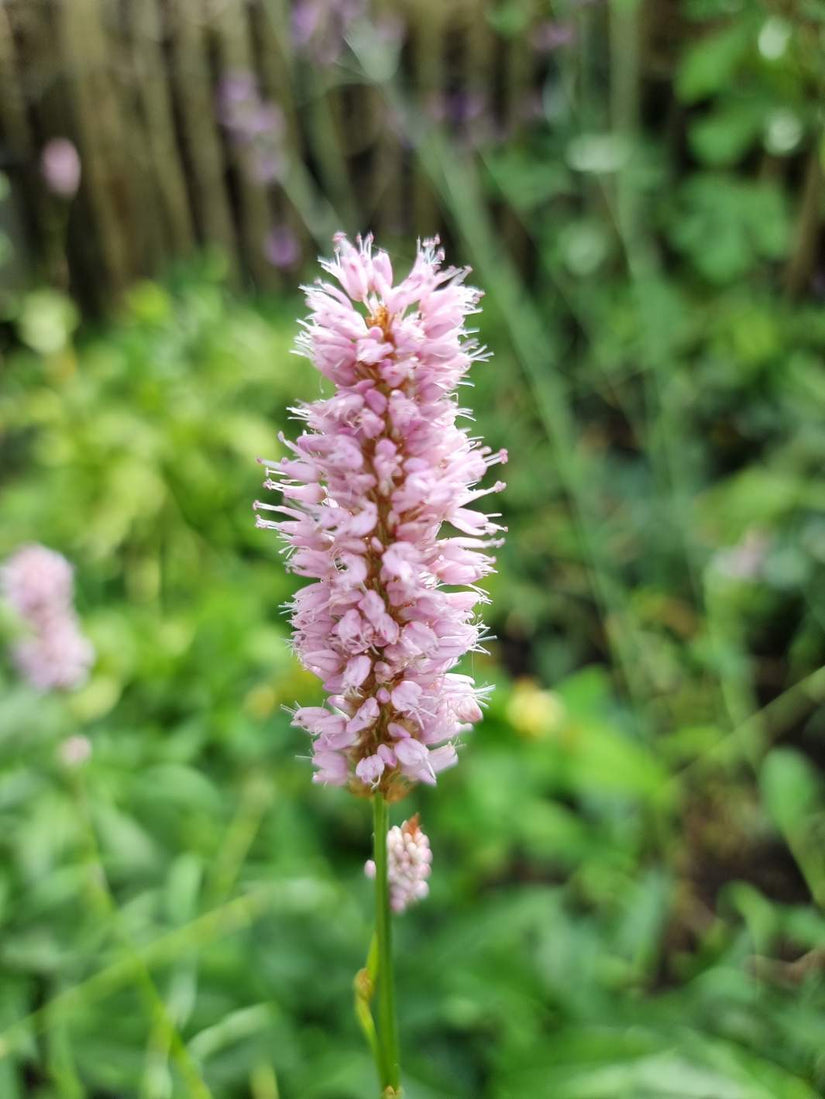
[114,3,169,275]
[209,0,274,285]
[409,0,446,237]
[464,0,494,147]
[500,8,535,270]
[256,0,301,159]
[132,0,195,255]
[56,0,134,295]
[365,0,402,240]
[0,4,32,156]
[502,7,535,135]
[0,0,544,299]
[0,3,36,289]
[166,0,240,278]
[300,39,358,234]
[255,0,310,261]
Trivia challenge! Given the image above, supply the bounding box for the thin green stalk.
[354,934,382,1078]
[70,775,213,1099]
[373,794,400,1094]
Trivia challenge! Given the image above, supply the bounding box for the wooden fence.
[0,0,541,306]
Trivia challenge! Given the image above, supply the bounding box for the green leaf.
[760,749,823,839]
[689,101,764,165]
[670,175,790,283]
[485,0,532,37]
[676,23,753,103]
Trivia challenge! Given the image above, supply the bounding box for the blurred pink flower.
[426,91,485,127]
[11,617,94,691]
[2,543,94,692]
[264,226,301,270]
[58,734,93,768]
[425,91,498,149]
[292,0,363,64]
[217,73,286,184]
[255,234,506,795]
[41,138,81,198]
[1,544,74,619]
[531,21,576,52]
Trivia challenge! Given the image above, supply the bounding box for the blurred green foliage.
[2,0,825,1095]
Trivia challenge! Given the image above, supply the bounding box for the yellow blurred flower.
[506,679,566,740]
[244,683,278,720]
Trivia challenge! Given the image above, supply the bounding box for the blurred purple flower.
[1,543,74,619]
[218,72,257,112]
[427,91,485,127]
[291,0,372,65]
[531,21,576,52]
[217,72,286,185]
[247,104,284,140]
[264,225,301,269]
[250,149,286,185]
[374,13,404,48]
[11,619,94,691]
[292,0,325,48]
[41,138,81,198]
[425,91,496,149]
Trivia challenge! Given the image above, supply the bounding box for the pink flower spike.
[257,234,503,795]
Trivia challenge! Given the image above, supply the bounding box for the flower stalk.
[373,794,401,1092]
[353,933,381,1075]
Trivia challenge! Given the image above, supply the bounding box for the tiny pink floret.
[256,234,505,794]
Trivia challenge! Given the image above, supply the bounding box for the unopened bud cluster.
[365,815,432,914]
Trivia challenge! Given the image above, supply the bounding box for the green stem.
[373,793,400,1093]
[353,934,382,1078]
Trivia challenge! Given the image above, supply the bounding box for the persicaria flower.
[1,544,94,692]
[365,814,432,913]
[255,233,506,797]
